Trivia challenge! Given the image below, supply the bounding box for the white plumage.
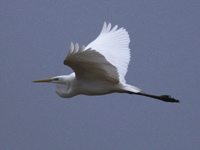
[85,22,130,83]
[34,22,179,103]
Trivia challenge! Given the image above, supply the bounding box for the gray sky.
[1,1,200,150]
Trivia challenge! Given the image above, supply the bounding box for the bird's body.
[34,22,179,103]
[54,73,140,98]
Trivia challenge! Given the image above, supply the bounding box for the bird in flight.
[34,22,179,103]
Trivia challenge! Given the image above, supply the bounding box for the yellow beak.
[33,78,53,82]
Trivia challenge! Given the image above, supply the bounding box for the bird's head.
[33,75,69,84]
[33,75,74,98]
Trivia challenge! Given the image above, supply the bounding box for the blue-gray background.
[1,1,200,150]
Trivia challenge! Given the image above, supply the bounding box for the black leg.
[132,92,179,103]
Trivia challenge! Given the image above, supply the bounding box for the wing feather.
[85,22,130,83]
[64,43,119,84]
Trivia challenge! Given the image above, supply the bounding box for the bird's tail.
[122,84,142,94]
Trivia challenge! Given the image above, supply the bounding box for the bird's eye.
[53,78,59,81]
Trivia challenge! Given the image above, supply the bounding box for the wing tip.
[67,42,74,56]
[101,22,129,35]
[73,43,79,54]
[67,42,86,58]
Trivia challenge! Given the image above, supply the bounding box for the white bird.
[34,22,179,103]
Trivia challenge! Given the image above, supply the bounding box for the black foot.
[160,95,179,103]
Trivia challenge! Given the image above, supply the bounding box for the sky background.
[1,1,200,150]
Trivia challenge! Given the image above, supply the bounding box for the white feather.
[79,45,85,52]
[85,22,130,83]
[68,42,74,56]
[73,43,79,54]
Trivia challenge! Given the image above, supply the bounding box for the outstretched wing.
[85,22,131,83]
[64,42,119,84]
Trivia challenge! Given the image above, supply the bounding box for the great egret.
[34,22,179,103]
